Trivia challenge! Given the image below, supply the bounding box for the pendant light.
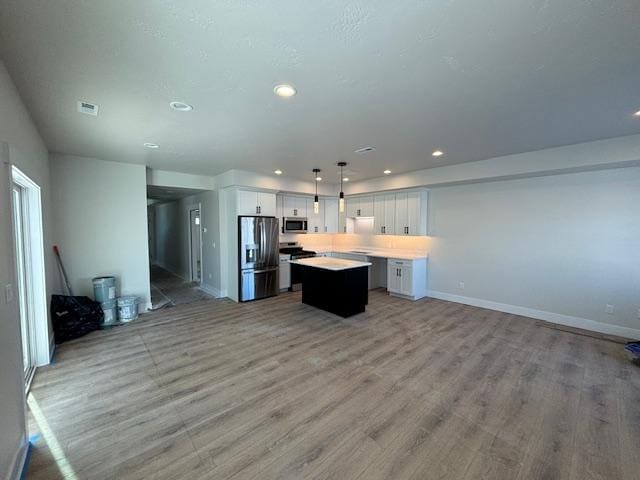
[337,162,347,213]
[312,168,321,214]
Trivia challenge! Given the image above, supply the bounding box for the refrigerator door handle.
[252,267,279,274]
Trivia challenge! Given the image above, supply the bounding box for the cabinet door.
[387,263,402,294]
[395,193,409,235]
[296,197,308,218]
[276,195,284,221]
[258,192,277,217]
[324,198,339,233]
[283,196,297,216]
[399,264,413,295]
[359,196,374,217]
[383,194,396,235]
[407,192,421,235]
[308,199,323,233]
[373,196,385,234]
[237,191,259,215]
[346,198,358,218]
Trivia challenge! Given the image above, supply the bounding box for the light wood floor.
[26,290,639,480]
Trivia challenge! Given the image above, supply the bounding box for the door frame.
[11,166,50,372]
[187,203,203,285]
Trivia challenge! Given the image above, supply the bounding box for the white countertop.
[310,246,428,261]
[290,256,372,271]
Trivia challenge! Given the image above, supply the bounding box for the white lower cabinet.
[387,258,427,300]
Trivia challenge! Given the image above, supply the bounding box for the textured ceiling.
[1,0,639,183]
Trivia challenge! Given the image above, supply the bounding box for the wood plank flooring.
[25,290,640,480]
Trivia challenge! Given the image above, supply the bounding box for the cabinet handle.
[294,209,297,216]
[324,226,327,232]
[315,226,318,233]
[357,209,361,216]
[398,268,402,277]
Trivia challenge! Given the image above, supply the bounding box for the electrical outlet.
[605,304,614,315]
[5,284,14,303]
[458,281,465,290]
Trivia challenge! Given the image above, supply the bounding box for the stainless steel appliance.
[239,216,280,302]
[282,217,308,234]
[279,242,316,291]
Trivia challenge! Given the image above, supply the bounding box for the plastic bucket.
[93,276,116,303]
[117,296,139,323]
[100,300,117,327]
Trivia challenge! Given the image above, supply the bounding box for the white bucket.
[117,296,139,323]
[93,276,116,303]
[101,300,117,327]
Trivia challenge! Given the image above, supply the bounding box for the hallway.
[150,265,213,308]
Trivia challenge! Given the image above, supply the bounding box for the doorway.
[189,206,202,283]
[11,166,50,389]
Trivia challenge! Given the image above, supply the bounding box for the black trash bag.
[51,295,103,343]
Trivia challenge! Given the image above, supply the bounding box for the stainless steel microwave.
[283,217,308,233]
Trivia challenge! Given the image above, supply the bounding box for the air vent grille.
[355,146,375,154]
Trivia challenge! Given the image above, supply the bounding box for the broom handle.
[53,245,74,296]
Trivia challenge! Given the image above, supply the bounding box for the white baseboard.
[199,284,224,298]
[7,439,29,480]
[428,290,640,339]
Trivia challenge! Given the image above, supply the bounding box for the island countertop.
[289,256,372,271]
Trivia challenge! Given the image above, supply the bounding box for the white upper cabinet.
[237,190,277,216]
[345,197,358,218]
[258,192,277,217]
[374,194,396,235]
[324,198,339,233]
[283,196,308,217]
[395,191,427,235]
[346,196,374,218]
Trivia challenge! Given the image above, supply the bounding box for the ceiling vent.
[77,101,99,116]
[354,146,376,154]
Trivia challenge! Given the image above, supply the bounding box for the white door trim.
[12,165,51,367]
[187,203,203,285]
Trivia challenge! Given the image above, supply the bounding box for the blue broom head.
[625,343,640,358]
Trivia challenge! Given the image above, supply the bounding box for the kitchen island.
[289,257,372,318]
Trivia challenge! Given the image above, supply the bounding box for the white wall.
[50,154,151,310]
[427,167,640,337]
[0,61,52,480]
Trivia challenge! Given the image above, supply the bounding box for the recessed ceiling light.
[634,110,640,117]
[274,169,283,175]
[143,142,159,149]
[315,176,322,181]
[343,177,350,182]
[274,84,297,98]
[383,169,391,175]
[170,101,193,111]
[432,150,444,157]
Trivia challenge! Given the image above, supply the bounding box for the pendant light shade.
[312,169,321,214]
[337,162,347,213]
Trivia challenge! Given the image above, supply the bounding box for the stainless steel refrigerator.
[238,216,279,302]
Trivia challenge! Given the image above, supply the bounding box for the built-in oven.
[283,217,308,234]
